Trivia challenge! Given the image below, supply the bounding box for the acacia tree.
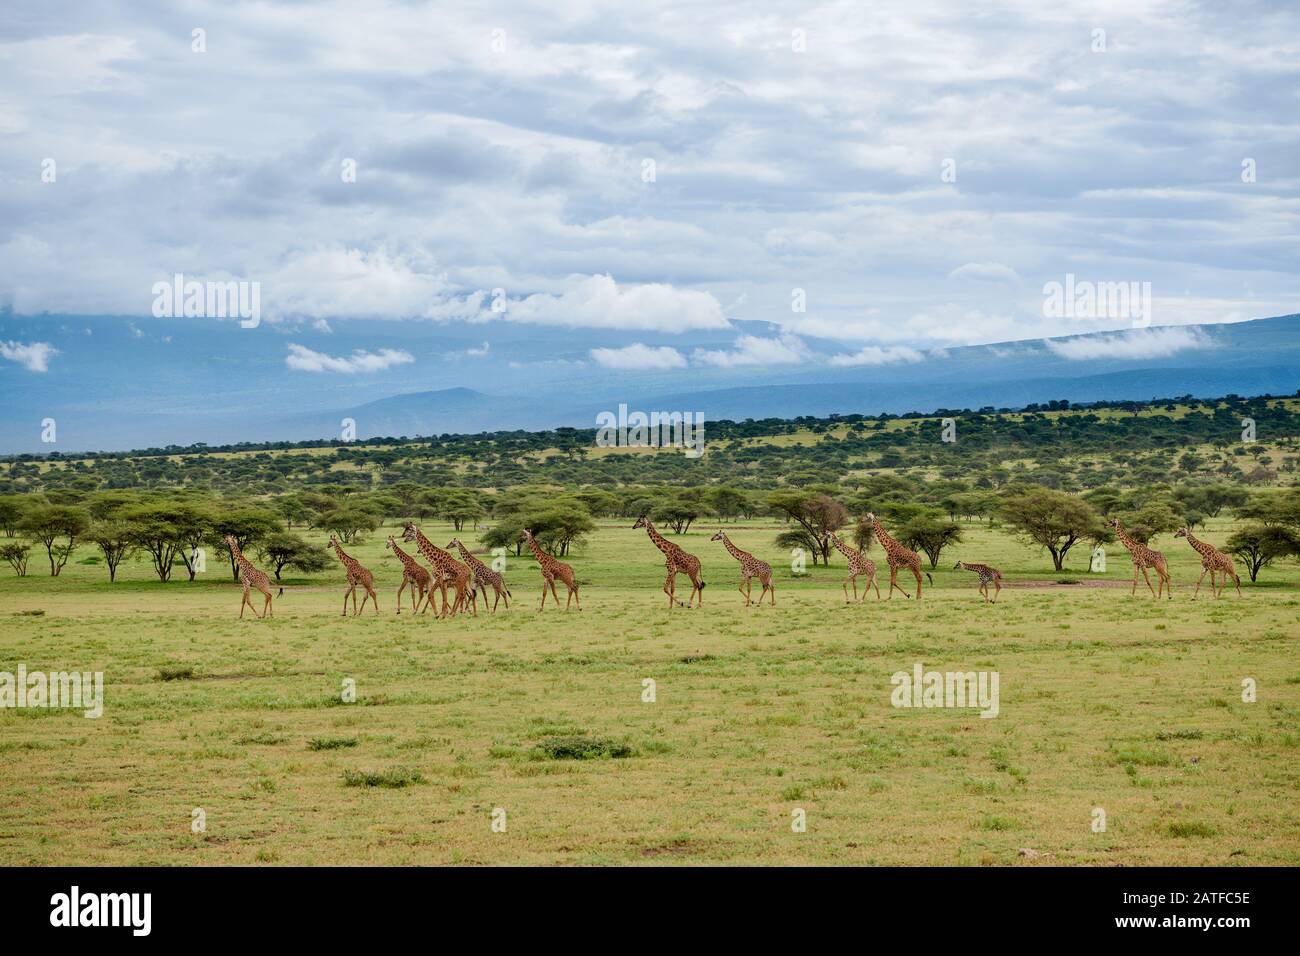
[210,508,282,579]
[768,491,846,566]
[0,542,30,576]
[1226,525,1300,581]
[257,532,330,581]
[19,505,89,576]
[999,487,1098,571]
[89,520,135,582]
[897,510,964,569]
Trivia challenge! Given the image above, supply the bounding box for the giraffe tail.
[925,573,933,586]
[278,587,284,596]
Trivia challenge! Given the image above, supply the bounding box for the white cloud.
[828,345,925,367]
[692,334,811,367]
[0,341,56,372]
[285,343,414,373]
[1043,326,1211,361]
[466,341,490,357]
[948,262,1022,284]
[506,274,728,333]
[589,342,686,369]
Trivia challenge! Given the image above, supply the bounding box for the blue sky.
[1,0,1298,386]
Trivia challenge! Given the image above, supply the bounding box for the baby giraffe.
[329,535,379,616]
[710,530,774,606]
[954,560,1003,603]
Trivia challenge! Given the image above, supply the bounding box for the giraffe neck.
[872,519,897,551]
[1113,525,1141,553]
[644,521,675,554]
[331,540,351,562]
[413,527,447,566]
[1183,531,1212,555]
[525,535,548,562]
[719,534,747,562]
[391,541,417,567]
[830,534,855,560]
[228,540,252,569]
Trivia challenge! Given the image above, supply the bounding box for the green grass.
[0,518,1297,865]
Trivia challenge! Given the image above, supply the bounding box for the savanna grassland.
[2,517,1297,866]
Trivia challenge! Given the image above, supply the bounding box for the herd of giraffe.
[220,514,1246,618]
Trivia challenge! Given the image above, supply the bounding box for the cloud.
[948,262,1022,284]
[828,345,925,367]
[466,341,490,357]
[506,275,729,333]
[692,334,811,367]
[0,340,56,372]
[285,343,414,373]
[1043,327,1211,361]
[589,342,687,369]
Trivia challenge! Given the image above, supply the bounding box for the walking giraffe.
[223,534,276,619]
[826,531,880,602]
[329,535,379,615]
[448,537,512,612]
[387,535,433,614]
[402,522,475,618]
[633,515,706,608]
[863,512,931,599]
[521,528,580,610]
[1107,518,1172,599]
[710,530,774,606]
[954,560,1003,603]
[1174,527,1241,598]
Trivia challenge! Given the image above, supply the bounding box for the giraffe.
[387,535,433,614]
[448,537,512,612]
[223,534,276,619]
[1174,527,1241,599]
[329,535,379,615]
[863,512,931,599]
[826,531,880,602]
[1107,518,1172,599]
[710,530,774,606]
[633,515,705,608]
[954,560,1002,603]
[521,528,580,610]
[402,522,475,618]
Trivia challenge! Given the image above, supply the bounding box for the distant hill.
[0,313,1295,451]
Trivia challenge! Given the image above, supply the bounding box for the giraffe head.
[953,560,966,570]
[328,534,339,549]
[223,533,238,548]
[1106,517,1122,531]
[385,536,396,552]
[710,529,726,542]
[446,537,461,550]
[1173,527,1189,538]
[632,515,649,530]
[402,521,418,543]
[521,528,535,542]
[864,511,877,526]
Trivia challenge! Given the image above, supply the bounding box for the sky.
[1,0,1298,385]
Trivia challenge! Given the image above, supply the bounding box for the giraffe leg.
[664,571,678,607]
[694,574,703,607]
[1231,571,1242,597]
[1130,567,1139,596]
[1193,569,1206,599]
[539,576,549,610]
[570,581,581,611]
[395,579,407,614]
[1162,564,1172,599]
[1141,567,1156,598]
[239,583,249,619]
[550,579,562,608]
[912,565,923,599]
[263,588,273,618]
[842,578,850,603]
[368,586,379,614]
[768,578,775,606]
[870,573,881,601]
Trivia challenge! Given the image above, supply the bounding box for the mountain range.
[0,313,1296,453]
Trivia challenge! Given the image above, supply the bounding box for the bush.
[530,735,633,760]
